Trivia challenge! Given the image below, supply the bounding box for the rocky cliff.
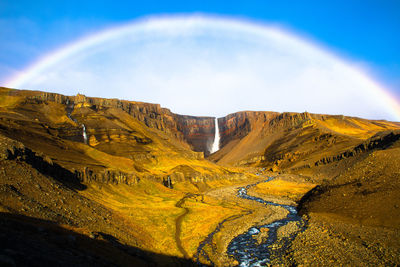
[2,88,400,266]
[2,87,400,173]
[210,110,400,169]
[175,115,215,156]
[0,87,237,186]
[18,90,217,155]
[218,111,280,148]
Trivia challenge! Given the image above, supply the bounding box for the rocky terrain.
[1,87,400,266]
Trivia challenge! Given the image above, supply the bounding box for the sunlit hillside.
[1,88,400,266]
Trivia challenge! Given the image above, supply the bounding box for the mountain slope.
[210,111,400,171]
[1,87,400,265]
[0,87,235,185]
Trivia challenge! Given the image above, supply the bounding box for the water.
[65,100,88,145]
[227,178,305,266]
[82,124,88,144]
[66,101,77,124]
[210,117,220,153]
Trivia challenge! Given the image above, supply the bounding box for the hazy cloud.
[7,16,400,121]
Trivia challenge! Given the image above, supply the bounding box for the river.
[226,177,305,266]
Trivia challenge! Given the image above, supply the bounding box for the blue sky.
[1,0,400,121]
[1,0,399,94]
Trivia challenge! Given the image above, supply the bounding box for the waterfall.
[210,117,220,153]
[66,101,77,123]
[82,124,88,144]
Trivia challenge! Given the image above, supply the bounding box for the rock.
[89,232,97,239]
[67,235,76,244]
[3,250,18,256]
[176,115,215,156]
[0,254,16,267]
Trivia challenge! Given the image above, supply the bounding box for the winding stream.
[226,178,305,266]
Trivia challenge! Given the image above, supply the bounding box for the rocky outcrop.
[0,134,139,187]
[219,111,279,148]
[314,131,400,166]
[0,135,85,189]
[5,88,400,168]
[219,112,251,148]
[4,89,330,157]
[15,90,216,154]
[175,115,215,156]
[75,167,140,185]
[26,91,181,135]
[268,112,315,129]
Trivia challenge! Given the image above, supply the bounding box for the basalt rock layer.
[29,90,216,154]
[0,87,234,186]
[210,110,400,171]
[1,87,400,266]
[175,115,215,156]
[2,87,400,176]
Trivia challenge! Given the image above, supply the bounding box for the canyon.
[1,87,400,266]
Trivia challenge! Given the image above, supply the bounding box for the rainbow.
[6,15,400,121]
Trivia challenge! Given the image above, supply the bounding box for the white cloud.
[7,16,400,121]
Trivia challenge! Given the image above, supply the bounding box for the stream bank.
[226,178,306,266]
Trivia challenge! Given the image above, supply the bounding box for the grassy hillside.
[211,111,399,172]
[1,87,400,265]
[0,87,233,183]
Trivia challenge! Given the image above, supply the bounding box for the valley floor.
[1,155,400,266]
[1,87,400,266]
[0,156,309,266]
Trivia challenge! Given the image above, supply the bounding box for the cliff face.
[210,111,282,164]
[0,88,232,186]
[210,110,400,169]
[175,115,215,156]
[21,90,216,155]
[3,87,400,174]
[219,112,251,148]
[218,111,280,148]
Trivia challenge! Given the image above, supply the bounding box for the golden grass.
[0,94,22,108]
[172,181,201,193]
[0,87,23,108]
[315,117,398,139]
[0,92,238,181]
[81,180,184,255]
[253,179,316,201]
[86,107,225,177]
[69,142,137,173]
[204,175,255,188]
[81,178,249,258]
[37,102,73,124]
[179,195,244,257]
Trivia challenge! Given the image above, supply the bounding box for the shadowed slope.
[0,212,199,267]
[1,87,400,265]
